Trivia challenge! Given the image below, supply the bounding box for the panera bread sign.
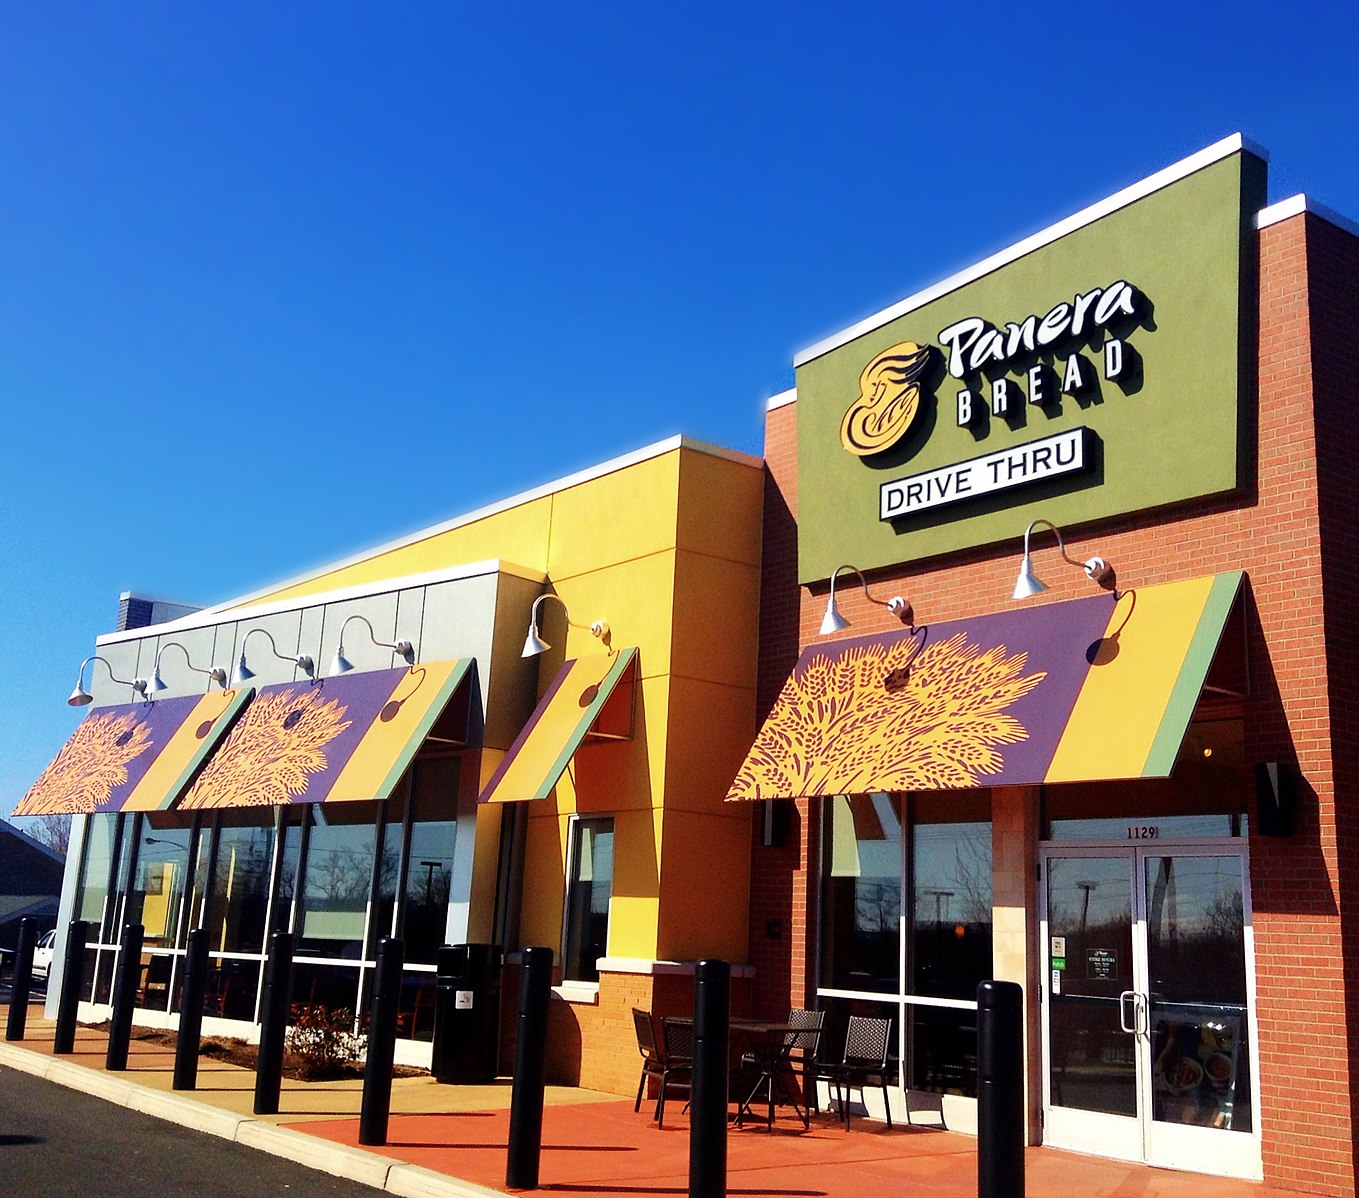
[840,279,1143,521]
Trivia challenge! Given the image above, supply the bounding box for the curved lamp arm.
[1013,518,1115,601]
[522,593,610,658]
[68,655,148,707]
[329,614,415,676]
[820,565,913,636]
[232,627,316,686]
[150,640,228,693]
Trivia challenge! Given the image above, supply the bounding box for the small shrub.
[284,1006,367,1080]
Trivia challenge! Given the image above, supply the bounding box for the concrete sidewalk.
[0,1004,1298,1197]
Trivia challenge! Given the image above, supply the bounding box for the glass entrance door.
[1040,847,1261,1179]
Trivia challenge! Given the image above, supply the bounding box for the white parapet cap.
[1256,194,1359,239]
[793,133,1270,369]
[100,433,764,641]
[766,386,797,411]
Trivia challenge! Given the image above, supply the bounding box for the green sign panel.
[795,148,1267,584]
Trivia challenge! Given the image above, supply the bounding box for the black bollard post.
[106,923,145,1071]
[253,931,295,1116]
[505,946,553,1190]
[6,918,37,1041]
[689,959,730,1198]
[359,937,405,1145]
[52,920,89,1054]
[173,928,212,1090]
[977,979,1025,1198]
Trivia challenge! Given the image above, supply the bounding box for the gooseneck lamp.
[67,655,148,707]
[149,640,228,693]
[1012,518,1115,600]
[521,594,609,658]
[819,565,913,636]
[231,628,316,687]
[328,614,415,676]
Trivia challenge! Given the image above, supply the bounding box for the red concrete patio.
[0,1005,1303,1197]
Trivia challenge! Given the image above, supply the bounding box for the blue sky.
[4,1,1359,815]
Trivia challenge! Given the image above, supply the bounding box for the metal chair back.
[842,1014,891,1069]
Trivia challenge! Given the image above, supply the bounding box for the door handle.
[1119,990,1137,1034]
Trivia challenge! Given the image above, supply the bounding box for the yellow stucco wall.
[231,444,762,968]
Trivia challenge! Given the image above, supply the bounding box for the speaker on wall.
[1255,761,1296,837]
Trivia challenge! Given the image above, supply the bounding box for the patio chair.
[817,1014,899,1129]
[632,1008,693,1127]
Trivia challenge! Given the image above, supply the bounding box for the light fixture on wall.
[67,655,148,707]
[819,565,913,635]
[521,594,609,658]
[149,640,228,693]
[231,628,316,686]
[328,614,415,676]
[1012,518,1116,600]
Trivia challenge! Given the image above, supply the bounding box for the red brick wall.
[749,213,1359,1194]
[748,399,818,1019]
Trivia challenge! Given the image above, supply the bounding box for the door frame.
[1038,839,1264,1180]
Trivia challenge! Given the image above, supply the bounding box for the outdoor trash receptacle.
[431,943,503,1083]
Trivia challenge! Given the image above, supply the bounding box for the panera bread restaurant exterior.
[14,132,1359,1196]
[732,135,1359,1192]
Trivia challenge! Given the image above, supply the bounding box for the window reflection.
[297,801,379,959]
[564,817,613,982]
[77,814,119,927]
[208,815,278,955]
[821,795,902,993]
[403,757,459,966]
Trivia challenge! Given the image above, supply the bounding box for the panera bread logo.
[841,279,1144,459]
[839,342,934,457]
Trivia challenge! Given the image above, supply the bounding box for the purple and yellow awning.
[726,572,1243,801]
[13,687,253,817]
[180,659,473,810]
[480,648,638,804]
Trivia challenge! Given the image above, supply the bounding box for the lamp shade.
[1012,554,1048,600]
[522,626,551,658]
[329,647,354,676]
[819,596,851,636]
[231,654,256,687]
[67,682,93,707]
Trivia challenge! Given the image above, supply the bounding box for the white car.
[30,930,56,984]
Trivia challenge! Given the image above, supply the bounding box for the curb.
[0,1041,509,1198]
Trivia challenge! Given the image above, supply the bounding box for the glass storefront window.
[911,796,992,1003]
[76,814,120,927]
[818,792,991,1099]
[403,757,459,966]
[821,795,902,994]
[133,812,195,950]
[207,814,278,955]
[563,816,613,982]
[296,801,380,960]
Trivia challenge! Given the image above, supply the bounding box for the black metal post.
[52,920,89,1054]
[5,918,37,1041]
[253,931,295,1116]
[105,923,145,1071]
[359,937,405,1146]
[977,979,1025,1198]
[173,928,211,1090]
[689,959,730,1198]
[505,946,553,1190]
